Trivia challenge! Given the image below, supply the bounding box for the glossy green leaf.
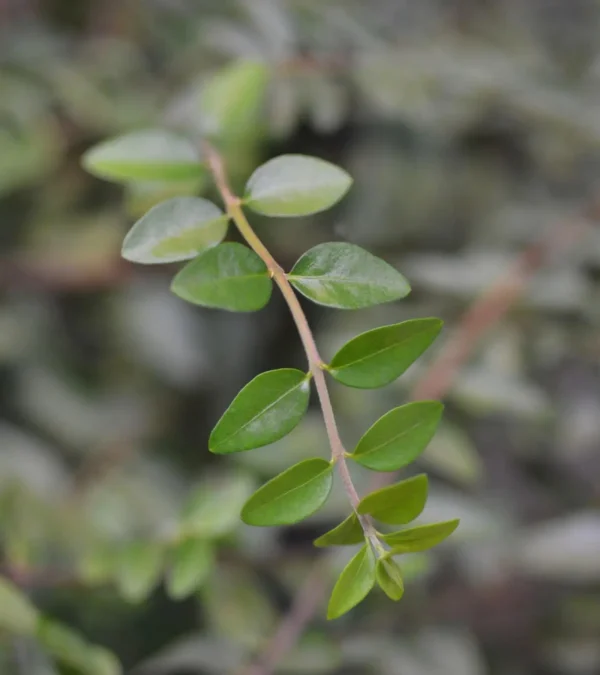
[289,243,410,309]
[350,402,443,471]
[244,154,352,217]
[82,129,204,183]
[171,242,272,312]
[328,318,443,388]
[201,60,269,140]
[376,557,404,601]
[0,577,38,635]
[314,513,364,548]
[382,518,460,553]
[209,369,311,453]
[121,197,228,264]
[167,538,214,600]
[115,541,164,603]
[179,473,255,537]
[357,475,428,525]
[327,544,376,619]
[241,458,333,526]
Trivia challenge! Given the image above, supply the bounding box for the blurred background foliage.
[1,0,600,673]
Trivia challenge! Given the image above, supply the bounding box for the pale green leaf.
[244,155,352,217]
[167,538,214,600]
[121,197,228,264]
[376,557,404,601]
[328,318,442,388]
[289,243,410,309]
[327,545,376,619]
[350,402,443,471]
[209,369,310,453]
[171,242,272,312]
[201,60,270,140]
[314,513,364,548]
[383,519,460,553]
[115,540,164,603]
[82,129,204,183]
[357,475,428,525]
[179,473,255,537]
[0,577,38,635]
[241,458,333,526]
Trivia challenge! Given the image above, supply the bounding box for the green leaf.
[328,318,443,388]
[121,197,228,264]
[179,473,255,538]
[167,538,214,600]
[37,619,91,671]
[357,475,428,525]
[125,178,205,219]
[209,369,311,453]
[201,60,270,141]
[171,242,272,312]
[382,519,460,553]
[314,513,365,548]
[244,155,352,217]
[350,402,443,472]
[82,129,204,183]
[115,541,164,603]
[289,243,410,309]
[327,544,376,619]
[0,577,38,635]
[87,647,122,675]
[376,558,404,601]
[241,458,333,526]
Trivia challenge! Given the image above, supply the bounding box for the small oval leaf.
[382,518,460,553]
[0,577,38,635]
[357,475,428,525]
[244,154,352,217]
[328,318,443,388]
[167,538,214,600]
[171,242,272,312]
[241,458,333,526]
[327,544,376,620]
[350,402,443,472]
[314,513,365,548]
[115,541,164,603]
[209,369,311,453]
[289,243,410,309]
[376,558,404,601]
[122,197,228,264]
[82,129,204,183]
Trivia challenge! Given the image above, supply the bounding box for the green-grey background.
[2,0,600,673]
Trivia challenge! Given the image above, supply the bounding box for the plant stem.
[204,142,378,545]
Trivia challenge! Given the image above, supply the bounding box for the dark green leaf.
[357,475,428,525]
[382,519,460,553]
[171,242,272,312]
[121,197,228,264]
[350,402,443,471]
[201,60,269,141]
[289,243,410,309]
[244,155,352,217]
[167,538,214,600]
[209,369,311,453]
[82,129,204,183]
[241,458,333,526]
[328,318,443,388]
[314,513,364,548]
[376,558,404,601]
[179,473,255,537]
[0,577,38,635]
[327,544,376,619]
[115,541,164,603]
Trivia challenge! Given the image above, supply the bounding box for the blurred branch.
[238,196,600,675]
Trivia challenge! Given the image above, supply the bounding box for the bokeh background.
[2,0,600,673]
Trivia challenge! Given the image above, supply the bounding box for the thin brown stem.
[203,142,377,545]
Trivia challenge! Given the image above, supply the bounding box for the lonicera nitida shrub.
[81,59,459,620]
